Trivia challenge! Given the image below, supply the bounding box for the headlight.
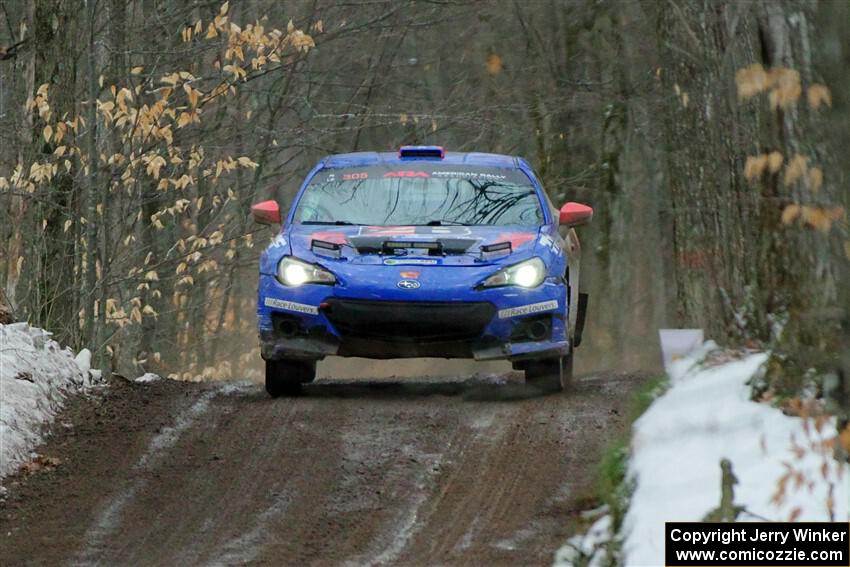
[481,257,546,288]
[277,256,336,287]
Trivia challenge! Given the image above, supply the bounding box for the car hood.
[285,224,542,267]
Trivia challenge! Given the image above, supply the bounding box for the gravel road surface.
[0,369,647,566]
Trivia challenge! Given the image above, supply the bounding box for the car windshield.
[293,166,544,226]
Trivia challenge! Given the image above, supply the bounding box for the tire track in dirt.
[0,372,647,567]
[73,388,220,566]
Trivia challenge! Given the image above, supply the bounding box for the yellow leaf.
[486,53,503,76]
[807,167,823,192]
[222,64,245,81]
[144,270,159,282]
[768,68,801,109]
[16,256,24,275]
[43,124,53,143]
[131,66,144,75]
[735,64,769,99]
[63,219,72,232]
[160,73,179,86]
[783,154,807,186]
[744,154,768,181]
[287,19,295,33]
[807,84,831,110]
[767,151,783,173]
[177,112,194,128]
[220,1,229,15]
[145,155,167,179]
[781,204,801,225]
[801,206,832,232]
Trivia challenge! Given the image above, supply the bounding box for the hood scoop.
[479,241,512,260]
[311,238,343,259]
[349,236,477,256]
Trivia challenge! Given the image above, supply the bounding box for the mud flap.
[574,293,588,348]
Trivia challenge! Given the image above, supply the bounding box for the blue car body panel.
[257,151,572,362]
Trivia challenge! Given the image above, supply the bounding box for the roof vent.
[398,145,445,159]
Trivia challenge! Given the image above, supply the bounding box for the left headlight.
[277,256,336,287]
[481,257,546,289]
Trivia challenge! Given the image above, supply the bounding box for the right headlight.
[276,256,336,287]
[480,257,546,288]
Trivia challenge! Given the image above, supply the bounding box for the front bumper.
[257,274,569,361]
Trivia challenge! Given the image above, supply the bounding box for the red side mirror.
[251,200,281,225]
[559,202,593,227]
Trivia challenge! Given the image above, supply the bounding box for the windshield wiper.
[301,220,358,226]
[423,219,470,226]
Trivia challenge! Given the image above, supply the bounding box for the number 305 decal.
[342,172,368,180]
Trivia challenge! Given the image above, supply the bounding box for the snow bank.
[134,372,162,383]
[0,323,99,479]
[554,509,613,567]
[622,342,849,566]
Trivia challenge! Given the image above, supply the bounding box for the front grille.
[323,299,495,343]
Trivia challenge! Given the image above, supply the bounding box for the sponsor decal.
[497,300,558,319]
[432,170,507,180]
[263,297,319,315]
[314,166,531,185]
[360,225,472,236]
[309,231,348,245]
[399,271,420,279]
[538,233,562,254]
[361,226,417,236]
[383,170,430,178]
[383,258,438,265]
[397,280,421,290]
[490,232,535,250]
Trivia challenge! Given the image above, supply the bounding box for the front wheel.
[524,352,573,393]
[265,359,316,397]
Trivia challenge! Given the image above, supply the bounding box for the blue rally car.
[252,146,592,396]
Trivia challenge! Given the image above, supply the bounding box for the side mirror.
[251,200,281,225]
[559,202,593,227]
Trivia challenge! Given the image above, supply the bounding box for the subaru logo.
[397,280,420,290]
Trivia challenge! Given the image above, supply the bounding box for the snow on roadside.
[554,508,613,567]
[135,372,162,383]
[622,342,849,566]
[0,323,101,479]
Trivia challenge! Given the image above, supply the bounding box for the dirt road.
[0,370,647,566]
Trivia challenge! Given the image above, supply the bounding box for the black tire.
[524,352,573,393]
[265,359,316,397]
